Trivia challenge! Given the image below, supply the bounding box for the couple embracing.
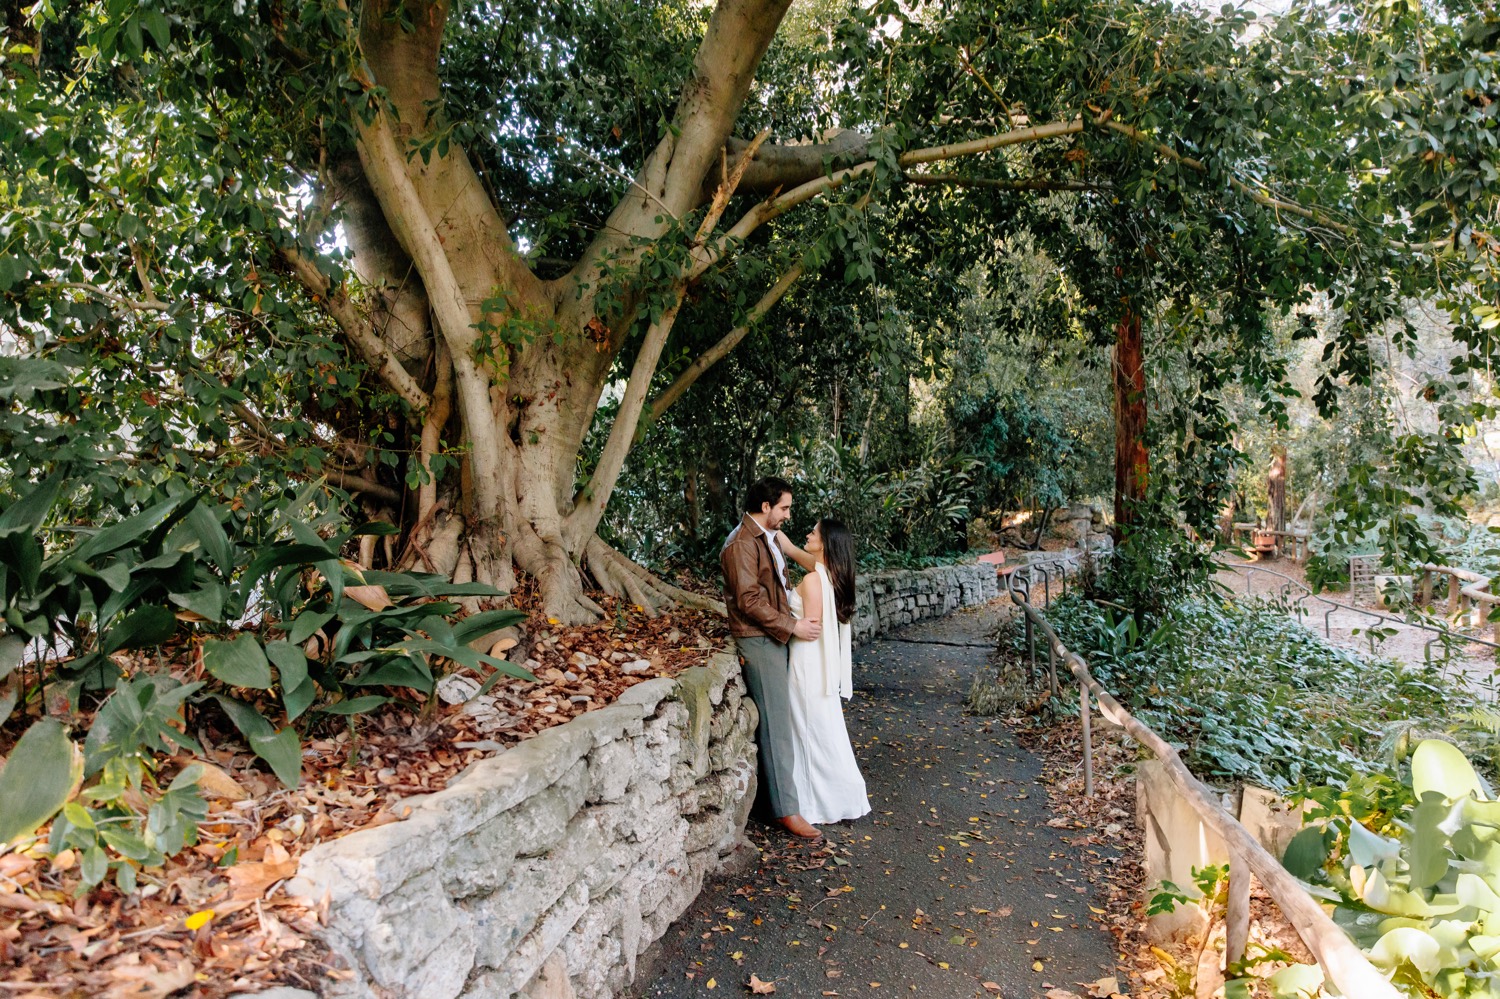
[721,476,871,839]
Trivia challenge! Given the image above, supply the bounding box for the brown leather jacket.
[720,513,795,644]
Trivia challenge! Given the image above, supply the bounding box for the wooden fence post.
[1225,851,1251,973]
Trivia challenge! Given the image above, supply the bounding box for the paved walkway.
[632,604,1119,999]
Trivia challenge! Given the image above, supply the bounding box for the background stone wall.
[853,562,1002,645]
[283,560,1001,999]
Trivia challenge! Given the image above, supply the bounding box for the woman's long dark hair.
[819,517,857,624]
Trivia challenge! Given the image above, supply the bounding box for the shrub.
[1287,740,1500,998]
[0,475,527,892]
[1036,594,1482,789]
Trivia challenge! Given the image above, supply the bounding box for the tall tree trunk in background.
[1267,446,1288,534]
[1112,307,1148,535]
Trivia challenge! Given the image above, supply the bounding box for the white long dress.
[787,563,871,825]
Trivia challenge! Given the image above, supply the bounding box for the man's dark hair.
[745,475,793,514]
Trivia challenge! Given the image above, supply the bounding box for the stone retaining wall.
[852,561,1002,645]
[288,653,757,999]
[283,561,1000,999]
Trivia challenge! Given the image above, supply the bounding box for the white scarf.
[813,563,855,699]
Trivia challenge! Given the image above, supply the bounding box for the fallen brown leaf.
[344,584,393,611]
[103,956,196,999]
[747,974,776,994]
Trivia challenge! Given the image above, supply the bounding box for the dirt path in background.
[1214,555,1497,696]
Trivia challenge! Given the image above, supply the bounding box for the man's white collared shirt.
[760,521,790,597]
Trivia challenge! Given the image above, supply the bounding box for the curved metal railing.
[1003,568,1404,999]
[1216,559,1500,694]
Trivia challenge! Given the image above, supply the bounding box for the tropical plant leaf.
[263,640,308,691]
[1281,825,1329,880]
[210,695,301,788]
[318,695,388,715]
[247,728,302,789]
[0,474,64,534]
[0,633,23,681]
[283,679,317,722]
[1267,964,1323,998]
[452,609,527,645]
[100,604,178,654]
[202,635,273,689]
[0,718,83,843]
[1412,739,1485,803]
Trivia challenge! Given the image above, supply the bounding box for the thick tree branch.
[326,470,403,506]
[279,246,431,412]
[417,340,454,520]
[560,0,794,295]
[355,108,506,521]
[903,173,1105,192]
[567,132,771,543]
[689,119,1087,283]
[719,129,874,194]
[641,259,808,433]
[38,281,171,315]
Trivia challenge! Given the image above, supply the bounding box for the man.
[721,475,823,839]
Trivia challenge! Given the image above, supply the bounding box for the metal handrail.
[1218,558,1500,654]
[1003,571,1403,999]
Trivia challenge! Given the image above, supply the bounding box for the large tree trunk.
[1267,446,1288,534]
[314,0,782,622]
[283,0,1092,623]
[1112,307,1148,535]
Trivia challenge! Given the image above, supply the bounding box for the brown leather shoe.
[777,814,822,839]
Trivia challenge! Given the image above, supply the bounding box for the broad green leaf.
[1281,825,1328,879]
[0,719,82,843]
[264,641,308,691]
[248,728,302,789]
[0,475,64,534]
[347,655,432,692]
[71,495,191,563]
[1412,739,1484,803]
[318,695,388,715]
[237,543,339,599]
[211,694,273,739]
[100,604,178,654]
[183,502,234,576]
[1407,798,1453,889]
[1369,926,1441,975]
[1348,819,1402,868]
[211,695,301,788]
[451,609,527,645]
[283,679,317,722]
[168,763,204,792]
[1267,964,1323,998]
[287,608,335,646]
[1457,872,1500,911]
[80,846,107,885]
[202,635,273,689]
[169,584,226,623]
[0,633,22,681]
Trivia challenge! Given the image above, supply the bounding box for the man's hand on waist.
[792,618,822,641]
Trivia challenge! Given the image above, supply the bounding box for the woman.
[777,517,871,826]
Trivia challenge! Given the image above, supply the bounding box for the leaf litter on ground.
[1,589,727,996]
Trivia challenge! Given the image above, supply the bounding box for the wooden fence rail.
[1415,562,1500,643]
[1004,572,1403,999]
